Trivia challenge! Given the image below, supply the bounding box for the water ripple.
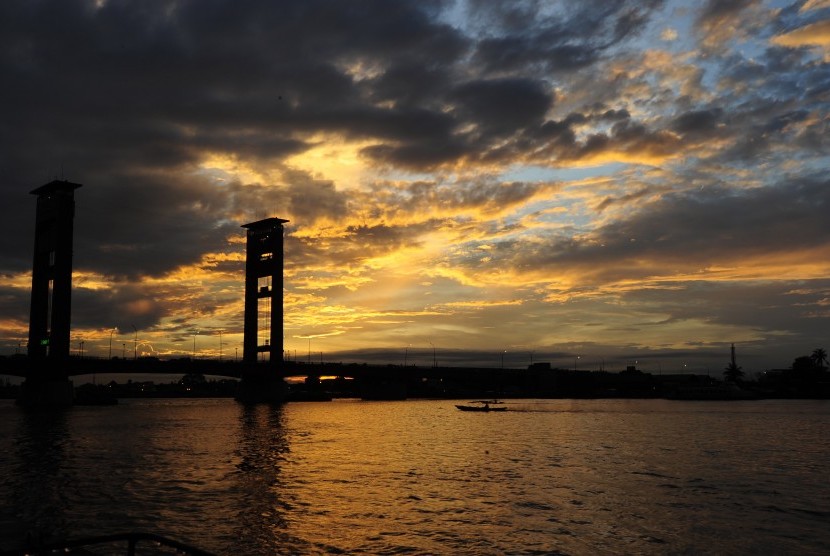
[1,399,829,555]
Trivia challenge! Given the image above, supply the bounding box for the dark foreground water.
[1,398,829,555]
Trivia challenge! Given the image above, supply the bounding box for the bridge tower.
[238,217,289,402]
[21,179,82,405]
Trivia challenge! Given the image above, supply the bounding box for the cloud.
[772,19,830,60]
[661,27,679,41]
[1,0,828,371]
[670,108,724,135]
[488,175,830,290]
[450,78,553,136]
[469,1,665,73]
[801,0,830,11]
[695,0,765,52]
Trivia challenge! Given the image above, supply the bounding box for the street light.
[218,330,223,361]
[132,324,138,360]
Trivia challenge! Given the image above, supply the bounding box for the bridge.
[16,180,292,405]
[2,354,543,384]
[12,180,567,404]
[2,352,563,400]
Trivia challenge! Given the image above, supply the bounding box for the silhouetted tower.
[28,180,82,365]
[242,217,289,367]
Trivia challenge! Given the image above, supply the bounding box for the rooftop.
[30,179,83,196]
[242,217,290,230]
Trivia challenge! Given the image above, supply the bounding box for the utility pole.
[109,327,116,360]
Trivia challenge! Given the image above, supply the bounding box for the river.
[1,398,828,555]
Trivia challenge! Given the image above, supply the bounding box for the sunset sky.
[1,0,829,375]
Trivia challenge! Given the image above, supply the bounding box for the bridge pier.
[236,364,287,404]
[19,180,82,407]
[237,217,289,403]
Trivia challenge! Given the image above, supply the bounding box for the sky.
[1,0,829,376]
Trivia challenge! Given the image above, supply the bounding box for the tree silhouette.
[810,348,827,370]
[723,361,744,383]
[792,355,814,373]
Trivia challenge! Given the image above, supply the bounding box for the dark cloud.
[71,174,239,279]
[450,78,553,136]
[0,0,672,212]
[671,108,723,135]
[498,175,830,279]
[600,109,631,122]
[0,1,467,165]
[285,173,348,225]
[711,96,820,164]
[569,119,682,163]
[470,1,665,73]
[360,76,553,168]
[1,0,555,265]
[369,63,456,109]
[536,118,579,143]
[440,179,544,213]
[595,187,655,213]
[360,140,468,169]
[347,106,458,145]
[71,284,169,332]
[7,169,341,281]
[0,283,28,325]
[697,0,758,27]
[624,279,830,336]
[474,36,597,74]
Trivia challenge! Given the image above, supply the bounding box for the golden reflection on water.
[277,399,830,554]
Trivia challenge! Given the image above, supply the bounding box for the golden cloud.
[800,0,830,12]
[772,20,830,60]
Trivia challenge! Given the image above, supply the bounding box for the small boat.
[455,400,507,412]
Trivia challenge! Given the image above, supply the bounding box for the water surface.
[1,398,828,554]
